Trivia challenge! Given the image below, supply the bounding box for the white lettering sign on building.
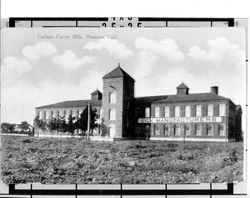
[138,116,222,124]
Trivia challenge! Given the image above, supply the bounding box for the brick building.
[35,64,242,142]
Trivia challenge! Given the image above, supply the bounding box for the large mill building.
[35,64,242,142]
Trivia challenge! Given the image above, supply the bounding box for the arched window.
[218,124,225,136]
[176,124,181,136]
[153,125,160,135]
[184,124,191,136]
[195,124,202,136]
[109,109,116,120]
[109,91,117,103]
[206,124,213,136]
[108,125,116,138]
[164,124,170,136]
[145,107,150,118]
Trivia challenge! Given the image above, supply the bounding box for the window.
[71,110,77,118]
[175,106,180,117]
[45,111,50,119]
[206,124,213,136]
[145,107,150,118]
[219,104,226,116]
[196,105,202,117]
[154,125,160,135]
[109,91,116,103]
[174,124,181,136]
[78,110,83,118]
[195,124,202,136]
[39,111,43,119]
[218,124,225,136]
[100,109,103,118]
[184,124,191,136]
[65,110,71,120]
[53,110,58,118]
[59,110,65,118]
[185,106,191,117]
[109,109,116,120]
[155,107,160,118]
[165,106,170,117]
[163,124,170,136]
[108,125,116,137]
[208,104,213,116]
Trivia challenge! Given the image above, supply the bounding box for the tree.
[33,116,46,130]
[47,118,61,132]
[65,114,77,134]
[1,123,15,133]
[20,121,30,131]
[76,105,98,135]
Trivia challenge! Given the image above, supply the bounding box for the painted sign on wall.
[138,116,222,123]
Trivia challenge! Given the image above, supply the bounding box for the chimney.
[211,86,218,95]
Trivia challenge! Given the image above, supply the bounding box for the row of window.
[38,108,115,121]
[146,104,226,118]
[153,124,225,136]
[38,108,102,120]
[38,109,82,119]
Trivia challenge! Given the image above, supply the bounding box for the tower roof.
[177,82,189,89]
[91,89,102,95]
[103,64,135,82]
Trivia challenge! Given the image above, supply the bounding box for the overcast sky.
[1,28,246,124]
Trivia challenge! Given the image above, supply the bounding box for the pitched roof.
[153,93,228,103]
[91,89,102,95]
[103,65,135,82]
[177,82,189,89]
[236,105,242,112]
[135,95,168,104]
[36,99,102,109]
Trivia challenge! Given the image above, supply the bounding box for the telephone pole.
[87,103,90,141]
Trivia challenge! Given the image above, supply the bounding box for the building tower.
[176,82,189,95]
[102,63,135,139]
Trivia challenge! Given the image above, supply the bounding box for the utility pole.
[183,126,186,146]
[87,103,90,141]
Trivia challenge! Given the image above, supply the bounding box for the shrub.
[229,148,238,162]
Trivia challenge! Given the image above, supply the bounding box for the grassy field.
[1,136,243,184]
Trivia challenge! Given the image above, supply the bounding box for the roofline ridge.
[35,99,95,109]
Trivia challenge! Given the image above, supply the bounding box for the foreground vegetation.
[1,136,243,184]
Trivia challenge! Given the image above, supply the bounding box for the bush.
[229,148,238,162]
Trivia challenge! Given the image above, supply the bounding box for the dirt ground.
[1,136,243,184]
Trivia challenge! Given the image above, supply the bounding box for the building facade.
[35,65,242,142]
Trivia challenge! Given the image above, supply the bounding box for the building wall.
[102,77,124,138]
[135,100,232,141]
[35,106,101,121]
[122,77,135,138]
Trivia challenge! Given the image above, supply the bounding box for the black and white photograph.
[0,27,246,184]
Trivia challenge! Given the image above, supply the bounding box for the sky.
[0,27,246,125]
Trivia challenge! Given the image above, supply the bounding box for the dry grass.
[1,136,243,184]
